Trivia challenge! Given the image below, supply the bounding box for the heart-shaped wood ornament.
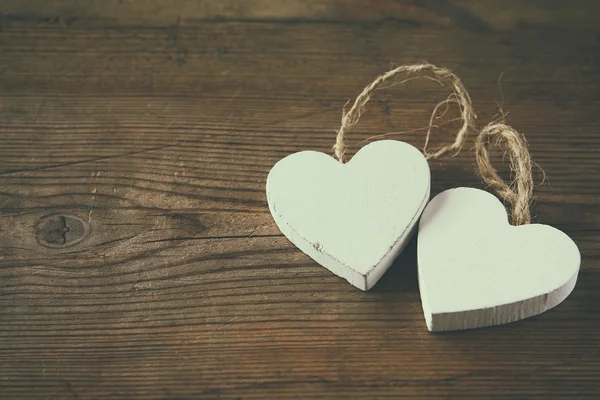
[267,140,430,290]
[418,187,580,332]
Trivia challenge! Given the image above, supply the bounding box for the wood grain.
[0,1,599,399]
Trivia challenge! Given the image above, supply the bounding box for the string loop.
[333,62,476,162]
[475,122,534,225]
[333,63,535,225]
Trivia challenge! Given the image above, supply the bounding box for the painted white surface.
[418,187,581,331]
[267,140,430,290]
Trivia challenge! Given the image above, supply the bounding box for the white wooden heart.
[267,140,430,291]
[418,187,580,332]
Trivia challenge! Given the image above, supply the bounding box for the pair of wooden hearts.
[266,140,580,331]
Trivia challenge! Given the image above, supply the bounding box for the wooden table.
[1,1,599,399]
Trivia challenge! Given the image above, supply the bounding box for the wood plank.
[1,1,599,399]
[2,0,600,29]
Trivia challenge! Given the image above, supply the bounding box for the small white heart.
[418,187,581,331]
[267,140,430,290]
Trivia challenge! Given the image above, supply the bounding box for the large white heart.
[418,187,580,331]
[267,140,430,290]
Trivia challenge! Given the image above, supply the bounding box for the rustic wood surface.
[1,1,599,399]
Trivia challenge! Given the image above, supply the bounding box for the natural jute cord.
[334,63,535,225]
[333,62,477,162]
[475,122,534,226]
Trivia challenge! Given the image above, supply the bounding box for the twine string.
[333,62,476,162]
[333,63,535,224]
[475,122,534,225]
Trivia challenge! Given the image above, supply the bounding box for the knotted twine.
[333,62,535,226]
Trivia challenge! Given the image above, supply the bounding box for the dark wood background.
[1,1,599,399]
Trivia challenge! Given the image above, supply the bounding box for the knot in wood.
[36,214,88,248]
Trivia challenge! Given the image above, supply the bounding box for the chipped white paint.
[418,187,580,331]
[267,140,430,290]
